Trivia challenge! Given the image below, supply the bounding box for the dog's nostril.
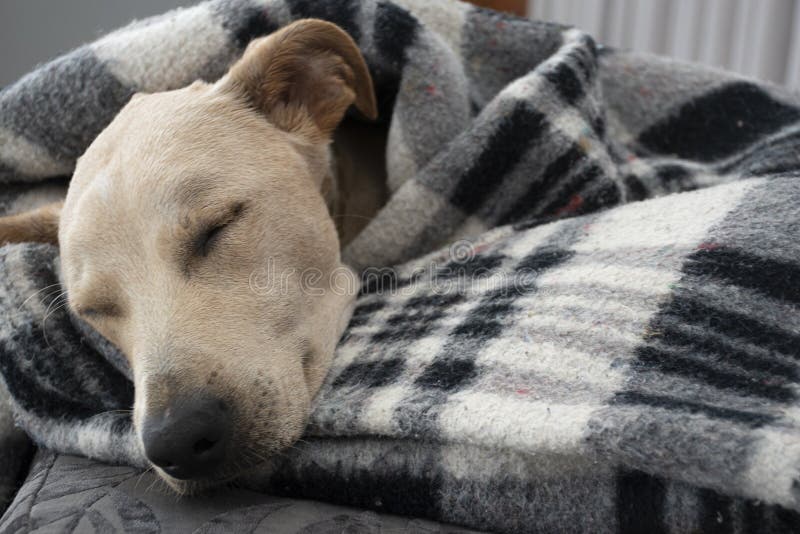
[193,437,217,455]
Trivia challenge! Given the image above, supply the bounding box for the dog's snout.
[142,395,231,480]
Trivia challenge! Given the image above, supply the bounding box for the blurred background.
[0,0,194,86]
[526,0,800,89]
[1,0,799,89]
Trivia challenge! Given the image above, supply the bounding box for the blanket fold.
[2,1,800,532]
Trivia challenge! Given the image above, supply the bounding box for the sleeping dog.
[0,19,387,493]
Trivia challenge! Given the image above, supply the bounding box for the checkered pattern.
[2,1,800,531]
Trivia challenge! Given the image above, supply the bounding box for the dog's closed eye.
[193,203,246,258]
[196,223,227,258]
[76,302,122,319]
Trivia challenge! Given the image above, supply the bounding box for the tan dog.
[0,19,387,493]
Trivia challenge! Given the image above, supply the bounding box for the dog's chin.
[157,470,215,496]
[155,465,246,496]
[153,447,284,495]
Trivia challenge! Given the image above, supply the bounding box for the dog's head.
[21,20,377,491]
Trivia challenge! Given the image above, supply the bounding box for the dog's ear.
[219,19,377,140]
[0,201,62,247]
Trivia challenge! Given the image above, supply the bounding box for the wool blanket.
[2,0,800,532]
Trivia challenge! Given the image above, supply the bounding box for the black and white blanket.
[2,0,800,532]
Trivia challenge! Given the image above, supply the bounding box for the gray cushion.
[0,451,481,533]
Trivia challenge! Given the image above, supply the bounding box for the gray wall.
[0,0,195,87]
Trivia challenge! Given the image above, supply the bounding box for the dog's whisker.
[19,287,66,324]
[41,291,67,316]
[134,465,155,493]
[41,293,69,352]
[18,283,63,310]
[144,472,165,495]
[45,291,67,316]
[42,289,67,310]
[243,447,270,464]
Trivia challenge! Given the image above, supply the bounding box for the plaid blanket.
[2,0,800,532]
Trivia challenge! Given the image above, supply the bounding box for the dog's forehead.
[66,85,307,214]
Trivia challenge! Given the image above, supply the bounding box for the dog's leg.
[0,201,62,246]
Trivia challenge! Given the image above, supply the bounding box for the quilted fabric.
[2,0,800,532]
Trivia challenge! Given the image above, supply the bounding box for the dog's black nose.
[141,395,231,480]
